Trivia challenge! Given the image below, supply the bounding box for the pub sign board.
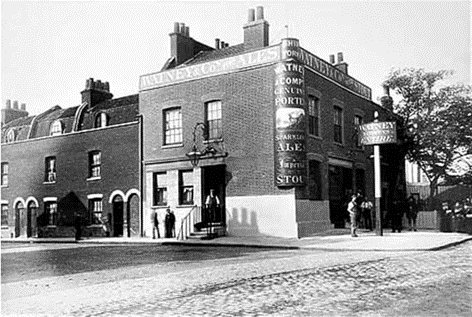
[359,121,397,145]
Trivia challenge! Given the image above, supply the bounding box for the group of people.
[151,208,176,239]
[347,193,420,237]
[347,193,373,237]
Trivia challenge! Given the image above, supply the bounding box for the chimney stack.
[244,6,269,51]
[329,54,335,64]
[1,99,28,125]
[380,85,394,111]
[81,78,113,109]
[334,52,348,74]
[215,38,220,49]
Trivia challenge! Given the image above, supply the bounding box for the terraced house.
[1,80,141,238]
[139,6,406,239]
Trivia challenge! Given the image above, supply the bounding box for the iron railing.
[176,205,201,240]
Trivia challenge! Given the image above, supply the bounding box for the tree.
[384,68,472,207]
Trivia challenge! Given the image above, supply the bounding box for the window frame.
[89,198,103,225]
[205,100,223,141]
[152,172,168,206]
[1,163,8,187]
[45,156,57,183]
[163,107,183,145]
[95,112,108,128]
[308,96,320,137]
[354,115,364,149]
[179,170,194,205]
[1,204,8,227]
[88,151,102,179]
[50,120,63,136]
[333,106,344,144]
[6,129,15,143]
[45,201,58,226]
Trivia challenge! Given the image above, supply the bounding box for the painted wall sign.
[274,38,307,187]
[298,48,372,100]
[359,121,397,145]
[140,46,280,91]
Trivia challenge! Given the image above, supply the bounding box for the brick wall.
[1,123,139,238]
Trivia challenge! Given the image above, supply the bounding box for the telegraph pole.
[373,111,383,236]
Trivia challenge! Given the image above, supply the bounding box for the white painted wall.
[226,194,297,238]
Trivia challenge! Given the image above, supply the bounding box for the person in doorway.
[347,195,358,237]
[151,209,160,239]
[361,197,374,231]
[164,208,176,238]
[74,213,82,241]
[406,195,419,231]
[205,189,220,225]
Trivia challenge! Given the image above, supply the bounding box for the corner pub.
[1,6,406,240]
[139,6,406,239]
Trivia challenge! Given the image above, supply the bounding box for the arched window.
[95,112,108,128]
[6,129,16,143]
[50,120,63,136]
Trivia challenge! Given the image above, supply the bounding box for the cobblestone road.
[2,242,471,316]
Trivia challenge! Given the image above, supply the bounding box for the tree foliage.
[383,68,472,197]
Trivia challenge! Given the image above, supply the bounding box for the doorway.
[27,202,37,238]
[201,165,226,224]
[112,196,124,237]
[328,165,353,228]
[15,202,25,238]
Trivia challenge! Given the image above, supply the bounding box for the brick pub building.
[1,80,141,238]
[139,6,406,238]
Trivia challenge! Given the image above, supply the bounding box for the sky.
[1,1,471,116]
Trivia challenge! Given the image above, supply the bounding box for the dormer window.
[50,120,63,136]
[6,129,16,143]
[95,112,108,128]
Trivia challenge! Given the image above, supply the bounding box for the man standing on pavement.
[164,208,176,238]
[348,195,358,237]
[205,189,220,225]
[361,197,374,231]
[151,209,160,239]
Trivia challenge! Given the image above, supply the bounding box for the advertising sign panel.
[359,122,397,145]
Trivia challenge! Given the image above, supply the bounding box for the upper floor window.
[205,101,222,140]
[153,172,168,206]
[45,202,57,226]
[1,204,8,226]
[333,106,343,144]
[89,151,101,178]
[179,170,194,205]
[164,108,182,145]
[1,163,8,186]
[6,129,16,143]
[50,120,63,136]
[45,157,57,183]
[89,199,102,225]
[354,115,363,148]
[308,96,320,137]
[95,112,108,128]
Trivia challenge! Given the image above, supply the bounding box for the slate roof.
[181,44,245,66]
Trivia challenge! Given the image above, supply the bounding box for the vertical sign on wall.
[274,38,307,187]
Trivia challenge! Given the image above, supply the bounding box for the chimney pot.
[337,52,344,63]
[248,8,255,22]
[13,101,19,110]
[173,22,180,33]
[6,99,11,109]
[105,82,110,92]
[329,55,335,64]
[20,103,26,111]
[215,38,220,49]
[185,26,189,37]
[383,85,390,96]
[256,6,264,20]
[221,41,225,48]
[179,23,185,34]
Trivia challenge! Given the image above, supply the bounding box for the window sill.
[308,134,322,140]
[46,225,57,228]
[87,176,102,182]
[152,205,169,209]
[87,224,103,228]
[43,181,56,185]
[203,138,223,144]
[162,143,183,149]
[1,185,8,188]
[1,226,9,229]
[177,204,195,208]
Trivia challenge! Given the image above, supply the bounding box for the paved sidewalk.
[2,230,471,251]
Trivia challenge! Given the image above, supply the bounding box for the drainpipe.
[136,114,144,237]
